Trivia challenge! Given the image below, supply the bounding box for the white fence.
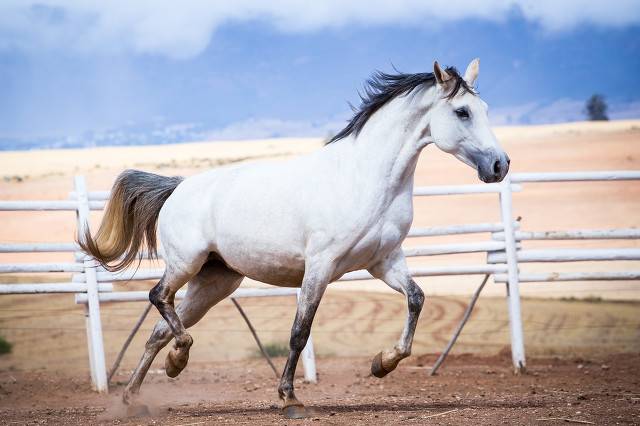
[1,171,639,390]
[0,176,317,393]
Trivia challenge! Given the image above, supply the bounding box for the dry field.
[1,120,639,298]
[0,290,639,372]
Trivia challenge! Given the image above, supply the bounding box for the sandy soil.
[0,352,638,425]
[1,291,638,374]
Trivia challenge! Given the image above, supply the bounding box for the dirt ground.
[0,293,639,425]
[0,352,638,425]
[1,292,639,372]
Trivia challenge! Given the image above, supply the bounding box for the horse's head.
[429,59,510,183]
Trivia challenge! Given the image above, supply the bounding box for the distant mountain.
[491,99,640,126]
[1,99,638,151]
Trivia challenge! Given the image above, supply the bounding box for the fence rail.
[0,262,84,273]
[492,228,640,241]
[1,170,639,388]
[0,200,105,210]
[75,287,300,304]
[0,282,113,294]
[408,222,508,237]
[488,248,640,263]
[494,271,640,283]
[0,243,79,253]
[510,170,640,182]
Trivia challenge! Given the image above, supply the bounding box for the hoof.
[283,404,308,419]
[371,351,391,378]
[165,347,189,378]
[122,389,138,406]
[126,403,150,417]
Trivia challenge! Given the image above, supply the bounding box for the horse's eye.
[455,107,470,120]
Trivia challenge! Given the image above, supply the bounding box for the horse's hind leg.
[123,262,243,405]
[147,262,202,379]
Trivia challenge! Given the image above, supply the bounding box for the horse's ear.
[464,58,480,86]
[433,61,451,85]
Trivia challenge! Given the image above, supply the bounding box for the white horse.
[81,58,509,418]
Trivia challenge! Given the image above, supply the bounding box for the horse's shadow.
[170,398,548,417]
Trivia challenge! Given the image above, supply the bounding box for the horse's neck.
[347,95,431,200]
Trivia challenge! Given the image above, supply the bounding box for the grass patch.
[559,296,603,303]
[257,342,289,358]
[0,335,12,355]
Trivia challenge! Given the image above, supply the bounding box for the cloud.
[1,1,639,59]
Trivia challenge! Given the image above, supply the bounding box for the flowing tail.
[78,169,183,272]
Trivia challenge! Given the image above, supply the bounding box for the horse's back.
[157,145,406,285]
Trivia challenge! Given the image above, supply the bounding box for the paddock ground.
[1,291,639,372]
[0,352,638,425]
[0,293,639,424]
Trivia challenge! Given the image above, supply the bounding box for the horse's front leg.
[368,248,425,378]
[278,261,330,419]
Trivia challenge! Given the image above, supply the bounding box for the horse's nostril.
[493,159,501,175]
[507,157,511,165]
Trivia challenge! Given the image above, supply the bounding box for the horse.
[80,58,510,419]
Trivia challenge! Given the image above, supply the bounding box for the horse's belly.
[217,245,306,287]
[211,187,307,286]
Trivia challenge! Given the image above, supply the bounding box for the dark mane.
[328,66,474,144]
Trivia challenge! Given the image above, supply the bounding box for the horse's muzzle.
[477,151,510,183]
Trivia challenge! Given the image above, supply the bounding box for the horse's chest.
[350,226,398,259]
[340,199,413,271]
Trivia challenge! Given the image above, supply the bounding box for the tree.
[585,94,609,121]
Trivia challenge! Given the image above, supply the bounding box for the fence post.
[499,176,526,373]
[75,175,109,392]
[83,303,98,386]
[296,289,318,383]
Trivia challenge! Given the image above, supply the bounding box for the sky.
[1,1,639,150]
